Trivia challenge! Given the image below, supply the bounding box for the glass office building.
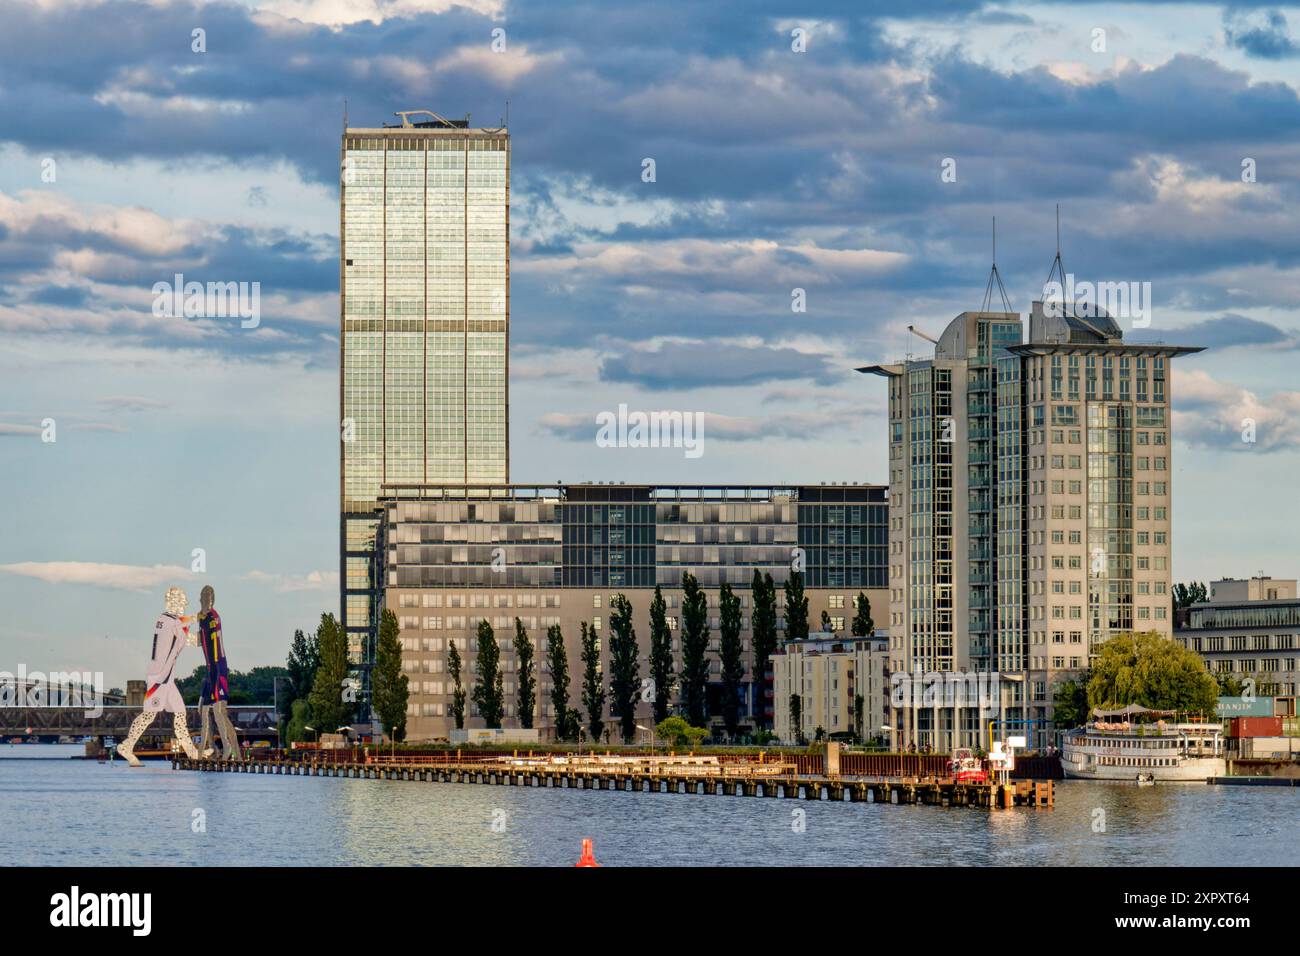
[340,112,510,668]
[375,483,889,740]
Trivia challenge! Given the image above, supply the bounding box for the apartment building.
[771,632,890,745]
[860,299,1203,749]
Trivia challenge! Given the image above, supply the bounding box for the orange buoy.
[575,838,600,867]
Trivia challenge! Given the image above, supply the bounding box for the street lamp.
[636,724,654,755]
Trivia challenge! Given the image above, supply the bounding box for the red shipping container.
[1229,716,1283,738]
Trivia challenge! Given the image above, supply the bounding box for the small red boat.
[948,748,988,783]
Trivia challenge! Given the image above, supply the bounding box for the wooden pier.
[172,754,1054,809]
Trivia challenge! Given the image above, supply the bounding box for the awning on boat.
[1091,704,1150,718]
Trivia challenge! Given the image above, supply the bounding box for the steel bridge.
[0,705,278,741]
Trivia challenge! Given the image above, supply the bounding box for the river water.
[2,745,1295,866]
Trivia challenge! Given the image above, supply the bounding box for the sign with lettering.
[1216,696,1272,718]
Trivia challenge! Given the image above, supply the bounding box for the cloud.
[96,395,169,412]
[600,341,839,389]
[1174,368,1300,452]
[243,569,339,592]
[0,422,42,437]
[1132,314,1299,350]
[0,561,193,592]
[256,0,503,28]
[537,406,861,443]
[1225,10,1300,60]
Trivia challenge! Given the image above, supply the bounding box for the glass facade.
[380,485,887,592]
[1086,402,1134,647]
[340,121,510,661]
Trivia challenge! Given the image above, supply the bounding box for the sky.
[2,0,1300,688]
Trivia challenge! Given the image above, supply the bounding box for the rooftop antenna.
[343,98,348,133]
[1043,205,1110,339]
[981,215,1012,313]
[1045,203,1066,295]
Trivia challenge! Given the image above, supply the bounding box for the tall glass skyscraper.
[340,112,510,664]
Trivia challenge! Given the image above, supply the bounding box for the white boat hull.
[1061,754,1225,782]
[1062,723,1227,782]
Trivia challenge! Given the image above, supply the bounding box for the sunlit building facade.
[861,301,1202,750]
[340,112,510,669]
[374,483,889,740]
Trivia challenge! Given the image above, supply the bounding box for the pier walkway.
[172,753,1054,808]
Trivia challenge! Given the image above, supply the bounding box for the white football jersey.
[144,613,189,713]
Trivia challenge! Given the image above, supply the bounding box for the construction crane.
[907,325,939,345]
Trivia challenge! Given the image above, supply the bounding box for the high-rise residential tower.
[340,111,510,665]
[860,297,1202,750]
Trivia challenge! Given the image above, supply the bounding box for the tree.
[306,613,349,737]
[751,570,778,728]
[784,571,809,641]
[180,664,292,707]
[471,619,505,728]
[1172,581,1208,627]
[1172,581,1208,610]
[718,582,745,739]
[1215,671,1244,697]
[372,609,409,742]
[284,698,313,744]
[648,585,676,723]
[655,716,707,749]
[513,618,537,729]
[544,625,574,741]
[448,639,466,730]
[679,572,711,727]
[851,592,875,637]
[820,609,832,632]
[1052,677,1090,728]
[580,621,605,741]
[608,594,640,743]
[788,693,804,745]
[853,694,865,743]
[1087,630,1219,716]
[285,626,320,721]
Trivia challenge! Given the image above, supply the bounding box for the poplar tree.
[608,593,640,743]
[750,570,778,728]
[718,582,745,739]
[852,591,875,637]
[372,609,409,742]
[512,618,537,729]
[545,625,574,741]
[679,572,711,728]
[471,619,505,728]
[306,613,349,737]
[648,585,676,723]
[448,639,466,730]
[784,571,809,641]
[580,621,605,741]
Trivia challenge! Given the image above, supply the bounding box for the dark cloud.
[1131,313,1298,350]
[29,284,88,308]
[0,0,1299,365]
[1226,10,1300,59]
[600,342,837,389]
